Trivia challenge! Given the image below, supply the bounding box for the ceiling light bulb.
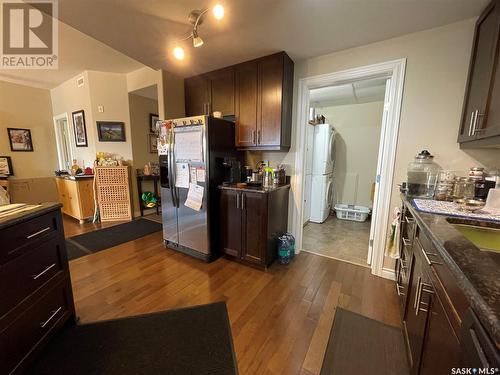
[192,30,204,47]
[212,4,224,20]
[173,46,185,60]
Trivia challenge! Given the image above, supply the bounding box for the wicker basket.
[94,166,132,222]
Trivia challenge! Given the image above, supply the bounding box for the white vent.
[76,76,84,87]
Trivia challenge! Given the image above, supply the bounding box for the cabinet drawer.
[0,210,61,264]
[0,277,72,374]
[0,238,67,318]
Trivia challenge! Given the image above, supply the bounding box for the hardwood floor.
[63,214,401,375]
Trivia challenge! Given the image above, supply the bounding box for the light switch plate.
[98,105,104,113]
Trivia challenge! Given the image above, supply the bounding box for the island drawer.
[0,237,68,318]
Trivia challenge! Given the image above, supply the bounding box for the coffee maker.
[222,157,241,185]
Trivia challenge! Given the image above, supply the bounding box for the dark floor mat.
[29,302,238,375]
[321,308,408,375]
[65,239,92,261]
[69,218,162,255]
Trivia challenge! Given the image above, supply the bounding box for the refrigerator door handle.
[167,128,177,207]
[170,129,180,208]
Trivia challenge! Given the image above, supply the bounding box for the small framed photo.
[148,133,158,153]
[149,113,159,133]
[97,121,126,142]
[72,110,88,147]
[7,128,34,151]
[0,156,13,175]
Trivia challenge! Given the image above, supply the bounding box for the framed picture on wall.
[72,110,88,147]
[148,133,158,153]
[7,128,34,151]
[0,156,13,175]
[149,113,159,133]
[97,121,126,142]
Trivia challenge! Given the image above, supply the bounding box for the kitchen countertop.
[403,195,500,346]
[55,175,94,180]
[218,183,291,194]
[0,202,61,230]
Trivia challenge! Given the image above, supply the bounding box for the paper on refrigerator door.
[175,162,190,188]
[190,167,197,183]
[196,168,206,182]
[185,183,204,211]
[174,131,203,161]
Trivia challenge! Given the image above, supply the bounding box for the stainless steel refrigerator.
[160,115,237,261]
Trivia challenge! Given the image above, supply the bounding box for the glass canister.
[452,177,475,200]
[406,150,440,198]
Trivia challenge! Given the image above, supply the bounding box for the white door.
[367,78,391,265]
[53,114,73,170]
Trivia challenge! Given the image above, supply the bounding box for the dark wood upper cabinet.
[185,51,294,150]
[459,0,500,147]
[207,67,235,116]
[185,75,209,117]
[235,61,259,147]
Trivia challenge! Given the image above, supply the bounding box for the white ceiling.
[0,19,144,89]
[311,77,387,107]
[130,84,158,100]
[50,0,487,77]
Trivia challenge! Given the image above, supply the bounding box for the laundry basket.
[334,204,371,222]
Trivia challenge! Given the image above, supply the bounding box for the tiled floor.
[302,215,371,267]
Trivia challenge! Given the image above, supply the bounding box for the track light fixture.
[171,3,224,60]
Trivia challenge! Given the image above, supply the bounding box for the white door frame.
[292,58,406,279]
[53,113,74,170]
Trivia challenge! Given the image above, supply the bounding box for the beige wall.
[50,71,96,167]
[129,93,159,214]
[0,80,58,178]
[317,101,384,208]
[88,71,134,162]
[261,19,500,268]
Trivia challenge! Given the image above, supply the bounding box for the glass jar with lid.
[406,150,440,198]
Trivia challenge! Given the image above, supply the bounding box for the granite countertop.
[0,202,62,230]
[218,183,291,194]
[403,195,500,347]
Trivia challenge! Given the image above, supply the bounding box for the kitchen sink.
[449,221,500,253]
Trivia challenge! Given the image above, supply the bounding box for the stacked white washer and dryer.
[308,123,336,223]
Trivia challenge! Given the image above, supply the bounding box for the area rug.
[66,218,162,260]
[320,308,408,375]
[28,302,238,375]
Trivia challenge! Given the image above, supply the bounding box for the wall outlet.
[98,105,104,113]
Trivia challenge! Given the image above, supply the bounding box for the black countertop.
[218,183,291,194]
[402,195,500,346]
[0,202,61,230]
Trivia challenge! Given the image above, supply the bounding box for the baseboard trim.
[381,267,396,281]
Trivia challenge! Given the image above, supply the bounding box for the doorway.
[302,77,387,267]
[292,59,406,279]
[53,113,73,170]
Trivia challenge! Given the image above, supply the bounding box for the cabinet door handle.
[26,226,51,239]
[402,237,412,247]
[414,276,421,311]
[417,282,434,315]
[241,194,245,210]
[468,111,475,137]
[257,130,261,144]
[404,216,415,225]
[396,283,405,296]
[472,110,486,135]
[32,263,56,280]
[40,306,62,328]
[420,246,443,266]
[236,193,240,209]
[252,130,256,144]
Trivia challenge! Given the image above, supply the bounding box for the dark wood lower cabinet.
[397,198,499,374]
[0,204,75,374]
[219,186,290,268]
